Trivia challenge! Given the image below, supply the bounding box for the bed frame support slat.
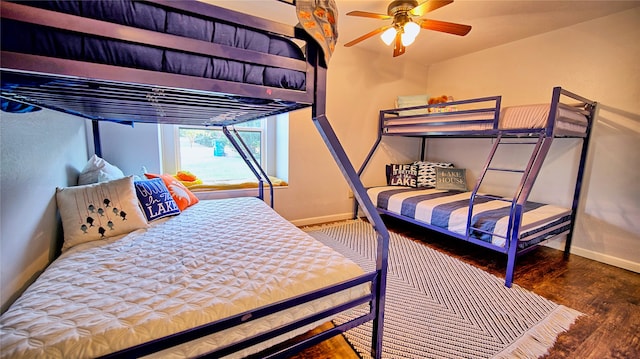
[222,126,274,207]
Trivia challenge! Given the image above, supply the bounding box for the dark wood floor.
[290,217,640,359]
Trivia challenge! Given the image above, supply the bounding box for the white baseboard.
[571,247,639,273]
[290,212,354,227]
[544,240,639,273]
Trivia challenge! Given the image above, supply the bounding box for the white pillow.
[56,176,148,251]
[413,161,454,188]
[78,154,125,185]
[396,94,430,116]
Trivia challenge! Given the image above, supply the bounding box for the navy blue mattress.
[1,0,306,90]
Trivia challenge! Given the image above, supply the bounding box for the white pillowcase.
[78,154,125,185]
[396,94,430,116]
[56,176,148,251]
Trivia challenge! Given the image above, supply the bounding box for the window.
[160,115,288,184]
[178,121,263,182]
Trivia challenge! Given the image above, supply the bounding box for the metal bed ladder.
[467,131,554,286]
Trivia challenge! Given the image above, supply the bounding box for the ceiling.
[207,0,640,65]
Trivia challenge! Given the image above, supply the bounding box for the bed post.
[504,205,525,288]
[92,120,102,157]
[353,110,386,219]
[309,47,388,359]
[563,89,597,257]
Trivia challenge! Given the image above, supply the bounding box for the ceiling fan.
[344,0,471,57]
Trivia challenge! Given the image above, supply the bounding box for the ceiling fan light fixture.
[345,0,471,57]
[381,27,397,45]
[403,21,420,38]
[401,32,417,46]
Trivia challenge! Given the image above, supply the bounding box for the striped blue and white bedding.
[367,186,572,249]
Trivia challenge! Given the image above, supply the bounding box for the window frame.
[160,115,284,184]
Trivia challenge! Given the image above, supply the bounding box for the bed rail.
[99,272,378,358]
[380,96,502,137]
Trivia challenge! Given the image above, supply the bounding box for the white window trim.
[159,115,288,184]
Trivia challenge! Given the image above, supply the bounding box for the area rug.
[303,220,583,359]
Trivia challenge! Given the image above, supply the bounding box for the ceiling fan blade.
[346,10,392,20]
[410,0,454,17]
[420,19,471,36]
[393,32,405,57]
[344,25,393,47]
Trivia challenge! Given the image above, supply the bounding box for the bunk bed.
[0,1,390,358]
[358,87,597,287]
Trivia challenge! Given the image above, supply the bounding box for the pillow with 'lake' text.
[144,173,199,211]
[134,178,181,222]
[386,164,418,187]
[435,167,468,191]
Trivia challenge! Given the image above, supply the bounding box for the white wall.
[267,46,428,224]
[95,121,163,177]
[0,110,88,312]
[423,7,640,272]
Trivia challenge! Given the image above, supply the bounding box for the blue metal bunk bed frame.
[357,87,597,287]
[0,0,389,357]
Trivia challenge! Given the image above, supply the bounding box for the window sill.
[193,185,287,201]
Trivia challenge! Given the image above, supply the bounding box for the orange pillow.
[175,170,198,182]
[144,173,199,211]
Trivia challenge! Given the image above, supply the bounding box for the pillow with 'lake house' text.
[435,167,468,191]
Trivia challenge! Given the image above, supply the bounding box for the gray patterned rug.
[304,220,583,359]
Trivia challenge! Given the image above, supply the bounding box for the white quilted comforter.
[0,197,367,358]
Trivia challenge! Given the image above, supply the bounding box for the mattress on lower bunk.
[383,103,588,135]
[1,1,306,90]
[0,197,367,359]
[368,186,572,248]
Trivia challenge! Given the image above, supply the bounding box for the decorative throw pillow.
[134,178,181,222]
[78,154,125,185]
[56,176,148,251]
[396,94,430,116]
[414,161,454,188]
[144,173,199,211]
[386,164,418,187]
[435,167,468,191]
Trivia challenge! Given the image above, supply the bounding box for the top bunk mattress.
[500,103,588,132]
[1,0,306,90]
[0,197,367,358]
[381,88,595,138]
[0,0,323,126]
[383,103,589,136]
